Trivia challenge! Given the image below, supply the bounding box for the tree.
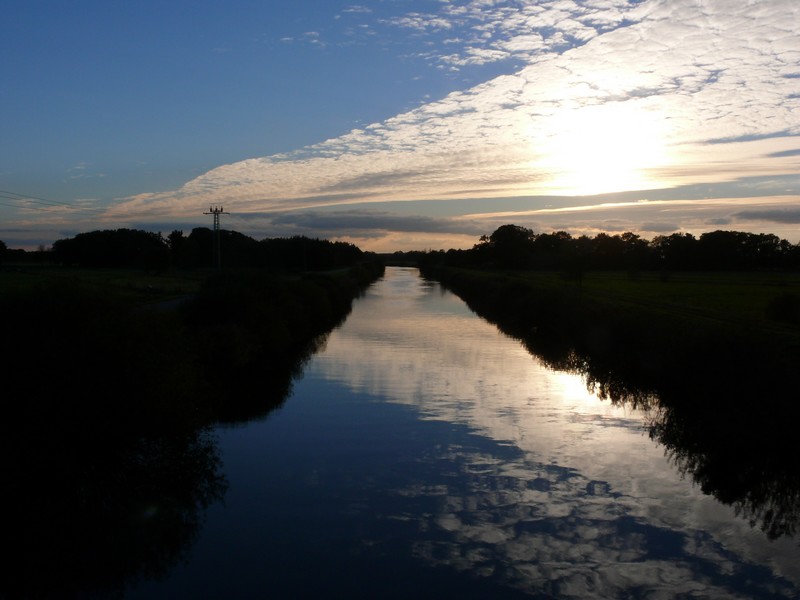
[744,233,785,269]
[697,230,749,269]
[51,229,169,268]
[620,232,649,275]
[531,231,572,269]
[482,224,537,268]
[591,233,625,269]
[650,233,698,271]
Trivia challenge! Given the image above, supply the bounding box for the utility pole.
[203,205,229,269]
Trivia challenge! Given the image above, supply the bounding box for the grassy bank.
[2,261,385,431]
[423,266,800,538]
[422,266,800,403]
[1,262,386,600]
[563,269,800,328]
[1,263,212,302]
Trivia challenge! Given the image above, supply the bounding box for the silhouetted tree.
[443,225,800,273]
[650,233,698,271]
[744,232,791,269]
[219,230,261,267]
[590,233,626,269]
[620,232,649,276]
[696,230,750,269]
[184,227,214,267]
[531,231,572,269]
[51,229,169,269]
[259,236,364,271]
[474,224,536,268]
[166,229,187,267]
[563,235,593,284]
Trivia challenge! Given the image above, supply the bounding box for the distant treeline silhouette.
[1,227,367,270]
[408,224,800,272]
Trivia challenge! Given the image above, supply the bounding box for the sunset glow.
[1,0,798,250]
[535,101,673,196]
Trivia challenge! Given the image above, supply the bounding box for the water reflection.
[651,400,800,542]
[0,423,226,600]
[430,272,800,544]
[306,267,800,597]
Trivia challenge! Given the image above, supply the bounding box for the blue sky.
[2,0,799,251]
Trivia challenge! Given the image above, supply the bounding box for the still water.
[127,267,800,599]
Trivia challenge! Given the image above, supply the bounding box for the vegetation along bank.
[1,229,385,600]
[2,229,385,433]
[417,225,800,404]
[416,225,800,541]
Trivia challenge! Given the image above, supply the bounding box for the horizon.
[7,221,799,258]
[2,0,798,252]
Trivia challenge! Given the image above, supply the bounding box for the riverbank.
[0,261,385,600]
[421,266,800,403]
[2,261,386,431]
[421,266,800,539]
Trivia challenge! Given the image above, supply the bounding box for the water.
[125,267,800,599]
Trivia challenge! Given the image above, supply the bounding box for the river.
[125,266,800,599]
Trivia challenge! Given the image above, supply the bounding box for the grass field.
[502,269,800,336]
[5,263,799,337]
[424,265,800,411]
[1,264,221,303]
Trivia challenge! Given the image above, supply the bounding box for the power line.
[0,189,74,208]
[0,189,110,215]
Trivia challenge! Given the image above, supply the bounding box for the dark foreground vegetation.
[419,224,800,542]
[0,228,384,600]
[2,228,384,426]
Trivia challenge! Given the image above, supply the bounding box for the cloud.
[342,5,371,15]
[98,0,800,249]
[386,13,453,33]
[707,217,732,226]
[640,221,682,233]
[270,210,487,236]
[733,209,800,224]
[281,30,326,47]
[768,148,800,158]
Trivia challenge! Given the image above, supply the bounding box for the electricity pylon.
[203,206,229,269]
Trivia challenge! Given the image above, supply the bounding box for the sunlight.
[535,101,672,196]
[550,371,604,407]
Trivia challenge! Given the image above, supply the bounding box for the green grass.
[1,264,216,303]
[426,265,800,408]
[511,269,800,335]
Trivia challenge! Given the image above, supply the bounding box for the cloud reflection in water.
[307,267,800,597]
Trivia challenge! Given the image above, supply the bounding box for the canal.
[126,266,800,599]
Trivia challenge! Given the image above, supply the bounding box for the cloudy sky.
[2,0,799,251]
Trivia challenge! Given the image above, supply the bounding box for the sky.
[1,0,799,252]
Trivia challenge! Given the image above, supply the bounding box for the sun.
[535,101,672,196]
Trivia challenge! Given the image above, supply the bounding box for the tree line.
[413,224,800,272]
[0,227,368,271]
